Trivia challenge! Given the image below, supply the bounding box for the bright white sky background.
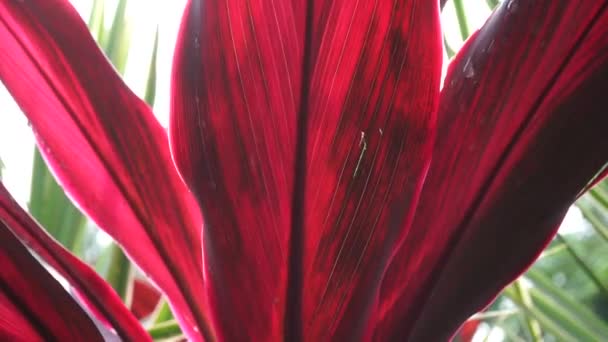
[0,1,591,340]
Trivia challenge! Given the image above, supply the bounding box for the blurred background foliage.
[1,0,605,341]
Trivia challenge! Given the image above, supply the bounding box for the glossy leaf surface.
[171,0,441,340]
[0,221,103,341]
[0,182,150,341]
[0,1,210,340]
[377,1,608,339]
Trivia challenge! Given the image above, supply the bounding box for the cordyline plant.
[0,0,607,341]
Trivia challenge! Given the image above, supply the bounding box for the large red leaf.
[0,183,150,341]
[376,1,608,339]
[0,220,103,341]
[170,0,441,340]
[0,1,210,340]
[0,292,44,342]
[171,0,302,339]
[298,0,441,339]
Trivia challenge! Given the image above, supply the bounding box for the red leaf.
[0,183,150,341]
[376,1,608,340]
[458,319,480,342]
[0,221,103,341]
[171,0,301,339]
[0,2,210,340]
[171,0,441,340]
[0,292,44,342]
[131,279,162,319]
[298,0,441,339]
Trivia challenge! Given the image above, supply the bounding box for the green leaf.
[153,301,175,324]
[147,320,183,341]
[577,199,608,243]
[95,243,133,302]
[485,0,500,10]
[590,185,608,210]
[87,0,105,41]
[103,0,131,74]
[28,148,88,254]
[512,280,543,341]
[443,36,456,59]
[556,234,608,298]
[522,268,608,340]
[144,28,159,106]
[453,0,470,41]
[504,286,584,341]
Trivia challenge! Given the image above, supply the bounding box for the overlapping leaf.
[0,1,210,340]
[377,1,608,339]
[171,0,441,340]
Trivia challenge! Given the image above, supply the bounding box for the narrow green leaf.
[153,301,175,324]
[0,157,4,180]
[103,0,131,74]
[578,199,608,243]
[525,269,608,339]
[472,309,519,320]
[504,286,584,341]
[87,0,105,40]
[443,36,456,59]
[453,0,470,41]
[144,28,159,106]
[556,234,608,298]
[147,320,183,341]
[95,243,133,303]
[540,243,567,258]
[590,186,608,209]
[28,148,88,252]
[485,0,500,10]
[513,280,543,342]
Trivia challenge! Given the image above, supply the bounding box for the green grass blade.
[485,0,500,10]
[95,243,133,302]
[512,280,543,341]
[590,186,608,209]
[28,148,88,252]
[578,199,608,243]
[87,0,105,40]
[504,286,584,341]
[525,269,608,339]
[104,0,131,74]
[453,0,470,41]
[144,28,159,106]
[443,36,456,59]
[153,301,175,324]
[556,234,608,298]
[147,320,183,341]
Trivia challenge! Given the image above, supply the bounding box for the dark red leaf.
[376,1,608,340]
[0,183,150,341]
[458,319,480,342]
[0,1,210,340]
[131,279,162,319]
[171,0,441,340]
[171,0,301,339]
[0,220,103,341]
[0,291,44,342]
[298,0,441,339]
